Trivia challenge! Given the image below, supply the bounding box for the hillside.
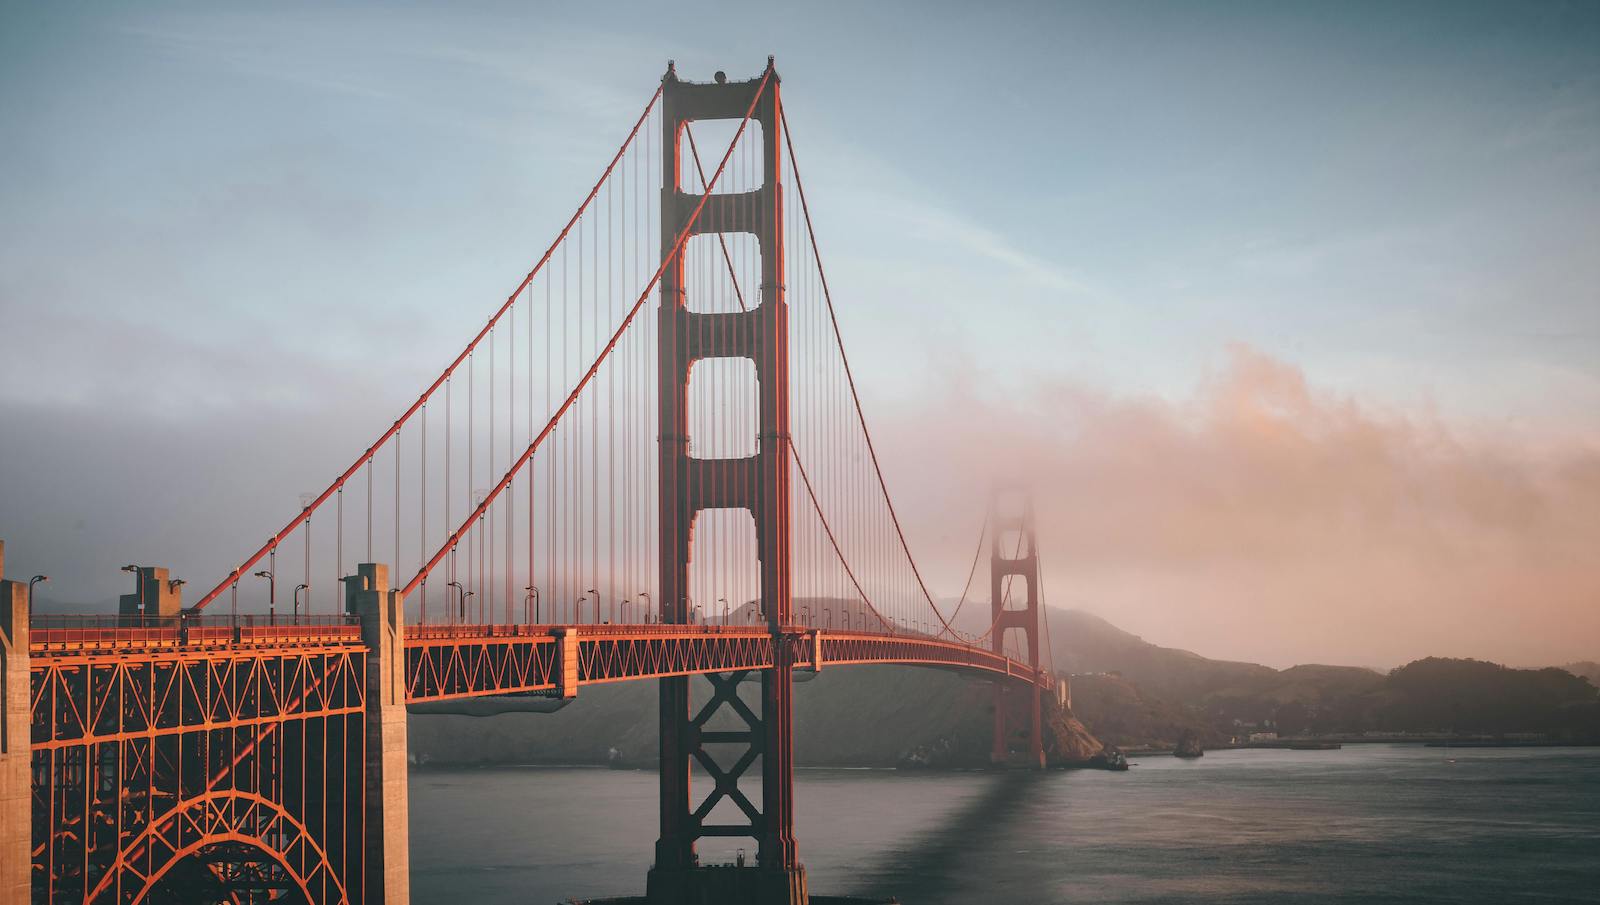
[1046,608,1385,743]
[1064,672,1222,748]
[1046,609,1282,702]
[409,664,1106,768]
[1565,661,1600,688]
[1047,609,1598,744]
[406,607,1600,764]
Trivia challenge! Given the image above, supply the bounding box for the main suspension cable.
[781,107,965,639]
[400,69,774,600]
[191,82,666,613]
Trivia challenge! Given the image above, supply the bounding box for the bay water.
[409,745,1600,904]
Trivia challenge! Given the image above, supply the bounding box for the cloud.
[874,343,1600,669]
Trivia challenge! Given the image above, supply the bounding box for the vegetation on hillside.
[405,608,1600,766]
[1050,609,1600,746]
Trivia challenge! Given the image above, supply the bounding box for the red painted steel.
[23,61,1061,905]
[989,493,1046,768]
[189,83,667,614]
[652,59,806,900]
[403,624,1041,702]
[30,633,367,904]
[395,59,764,604]
[27,620,1043,901]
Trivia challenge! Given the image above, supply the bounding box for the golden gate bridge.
[1,59,1060,905]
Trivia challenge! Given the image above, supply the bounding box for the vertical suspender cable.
[421,402,427,623]
[399,70,770,602]
[489,328,495,620]
[188,84,662,614]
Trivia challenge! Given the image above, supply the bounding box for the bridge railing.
[28,613,362,654]
[406,622,779,641]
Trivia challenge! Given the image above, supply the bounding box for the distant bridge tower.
[990,490,1045,768]
[652,59,805,904]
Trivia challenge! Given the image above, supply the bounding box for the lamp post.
[253,569,275,625]
[27,575,48,610]
[718,597,729,626]
[585,589,598,624]
[525,586,540,624]
[448,580,464,623]
[293,584,309,623]
[638,591,652,624]
[461,589,475,624]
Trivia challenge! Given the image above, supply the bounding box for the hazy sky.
[2,1,1596,668]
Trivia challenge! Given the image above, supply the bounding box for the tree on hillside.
[1380,658,1600,736]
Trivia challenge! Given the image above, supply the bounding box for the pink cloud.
[875,344,1600,668]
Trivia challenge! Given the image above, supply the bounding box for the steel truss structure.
[404,624,1040,702]
[29,638,367,905]
[27,624,1043,904]
[13,57,1058,905]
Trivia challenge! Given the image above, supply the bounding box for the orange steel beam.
[31,627,1044,715]
[28,622,1044,904]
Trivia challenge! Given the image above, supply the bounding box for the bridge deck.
[28,619,1042,713]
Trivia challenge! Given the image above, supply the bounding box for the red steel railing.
[28,613,362,654]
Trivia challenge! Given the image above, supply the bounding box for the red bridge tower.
[990,491,1045,768]
[651,59,805,905]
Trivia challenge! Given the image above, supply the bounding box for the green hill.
[409,664,1104,768]
[406,609,1600,764]
[1047,608,1597,744]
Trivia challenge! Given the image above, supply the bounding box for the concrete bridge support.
[0,542,31,905]
[117,564,184,621]
[347,562,412,905]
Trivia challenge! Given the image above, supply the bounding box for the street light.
[460,589,476,623]
[718,597,729,626]
[293,584,309,623]
[525,586,540,624]
[27,575,48,609]
[253,570,276,624]
[638,592,652,624]
[585,589,598,624]
[447,580,465,622]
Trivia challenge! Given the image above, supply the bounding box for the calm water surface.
[409,745,1600,904]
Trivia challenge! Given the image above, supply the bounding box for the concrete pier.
[0,541,32,905]
[117,564,183,620]
[346,563,411,905]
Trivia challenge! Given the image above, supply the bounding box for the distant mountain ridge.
[1044,608,1598,746]
[1565,661,1600,688]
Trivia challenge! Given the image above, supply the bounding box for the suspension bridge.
[0,59,1062,905]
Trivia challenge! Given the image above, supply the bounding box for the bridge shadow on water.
[842,770,1049,903]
